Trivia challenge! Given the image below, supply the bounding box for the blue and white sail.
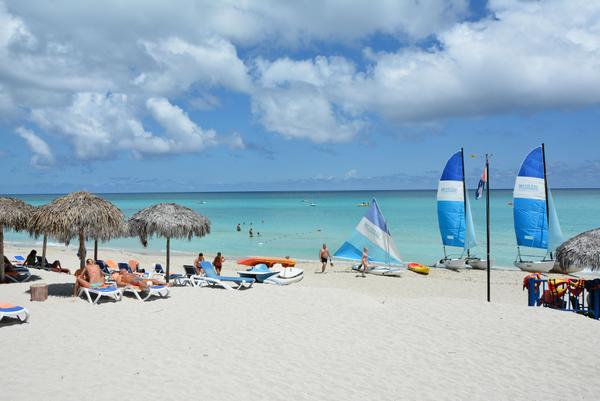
[334,198,402,265]
[437,150,477,252]
[513,146,564,252]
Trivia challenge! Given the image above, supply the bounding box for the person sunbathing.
[111,269,168,290]
[73,259,107,296]
[50,260,70,274]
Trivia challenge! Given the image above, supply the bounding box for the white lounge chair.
[199,261,254,291]
[78,285,122,304]
[0,304,29,323]
[120,284,170,301]
[155,264,195,287]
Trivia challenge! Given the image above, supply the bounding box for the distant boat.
[310,203,317,207]
[357,202,369,207]
[513,144,566,273]
[436,149,480,269]
[334,198,405,276]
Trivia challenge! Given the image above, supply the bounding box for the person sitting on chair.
[73,259,106,296]
[25,250,38,267]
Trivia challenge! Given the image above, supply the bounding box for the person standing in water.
[236,224,241,232]
[249,228,254,238]
[360,247,369,278]
[319,244,332,273]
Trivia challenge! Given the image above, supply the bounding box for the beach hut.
[128,203,211,282]
[556,228,600,273]
[0,197,35,282]
[28,192,127,269]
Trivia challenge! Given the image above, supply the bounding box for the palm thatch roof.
[0,197,35,281]
[28,191,127,244]
[556,228,600,272]
[0,197,35,230]
[128,203,210,245]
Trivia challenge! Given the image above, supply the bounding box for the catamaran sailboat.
[513,144,565,273]
[334,198,405,276]
[436,149,484,269]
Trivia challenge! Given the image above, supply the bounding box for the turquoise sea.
[5,190,600,267]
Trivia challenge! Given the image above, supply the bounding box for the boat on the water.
[513,144,568,273]
[436,149,483,269]
[237,256,296,268]
[334,198,405,276]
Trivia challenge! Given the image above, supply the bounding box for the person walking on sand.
[213,252,225,275]
[360,247,369,278]
[319,244,332,273]
[193,253,205,275]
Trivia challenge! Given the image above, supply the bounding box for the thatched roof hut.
[28,192,127,268]
[556,228,600,272]
[128,203,210,281]
[0,197,35,281]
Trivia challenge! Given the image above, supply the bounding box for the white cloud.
[140,36,252,95]
[15,126,55,167]
[344,169,358,179]
[146,97,218,151]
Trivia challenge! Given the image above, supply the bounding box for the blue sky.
[1,0,599,194]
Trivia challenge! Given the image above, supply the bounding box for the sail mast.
[541,143,551,258]
[460,147,469,257]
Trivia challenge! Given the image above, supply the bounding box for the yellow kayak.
[408,262,430,275]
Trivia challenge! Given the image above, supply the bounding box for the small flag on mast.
[475,166,487,199]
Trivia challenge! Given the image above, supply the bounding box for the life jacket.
[522,273,542,291]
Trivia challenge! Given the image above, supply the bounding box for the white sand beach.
[2,243,600,401]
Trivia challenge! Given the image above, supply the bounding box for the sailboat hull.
[352,264,404,276]
[467,258,494,270]
[514,260,556,273]
[439,258,467,269]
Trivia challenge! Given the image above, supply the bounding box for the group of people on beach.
[73,258,167,296]
[192,252,225,275]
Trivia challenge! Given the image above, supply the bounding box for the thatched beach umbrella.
[28,192,127,269]
[128,203,210,282]
[556,228,600,272]
[0,197,35,282]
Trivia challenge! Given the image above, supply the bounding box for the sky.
[1,0,599,194]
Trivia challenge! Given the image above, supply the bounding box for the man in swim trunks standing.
[319,244,332,273]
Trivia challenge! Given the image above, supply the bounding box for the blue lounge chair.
[78,285,122,304]
[120,284,170,301]
[13,256,25,265]
[0,304,29,323]
[155,264,193,286]
[199,261,254,290]
[4,266,32,283]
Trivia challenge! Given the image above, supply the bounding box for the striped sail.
[334,198,402,265]
[437,151,476,251]
[513,146,564,251]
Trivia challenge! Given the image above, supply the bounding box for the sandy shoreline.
[2,242,600,401]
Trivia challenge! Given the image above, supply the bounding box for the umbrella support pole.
[94,240,98,261]
[0,225,4,282]
[78,232,86,269]
[166,237,170,283]
[42,234,48,269]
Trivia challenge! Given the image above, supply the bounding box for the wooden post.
[42,234,48,268]
[0,224,4,283]
[166,237,170,283]
[30,283,48,301]
[94,239,98,261]
[78,232,86,269]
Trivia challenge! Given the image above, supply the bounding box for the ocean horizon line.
[4,187,600,197]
